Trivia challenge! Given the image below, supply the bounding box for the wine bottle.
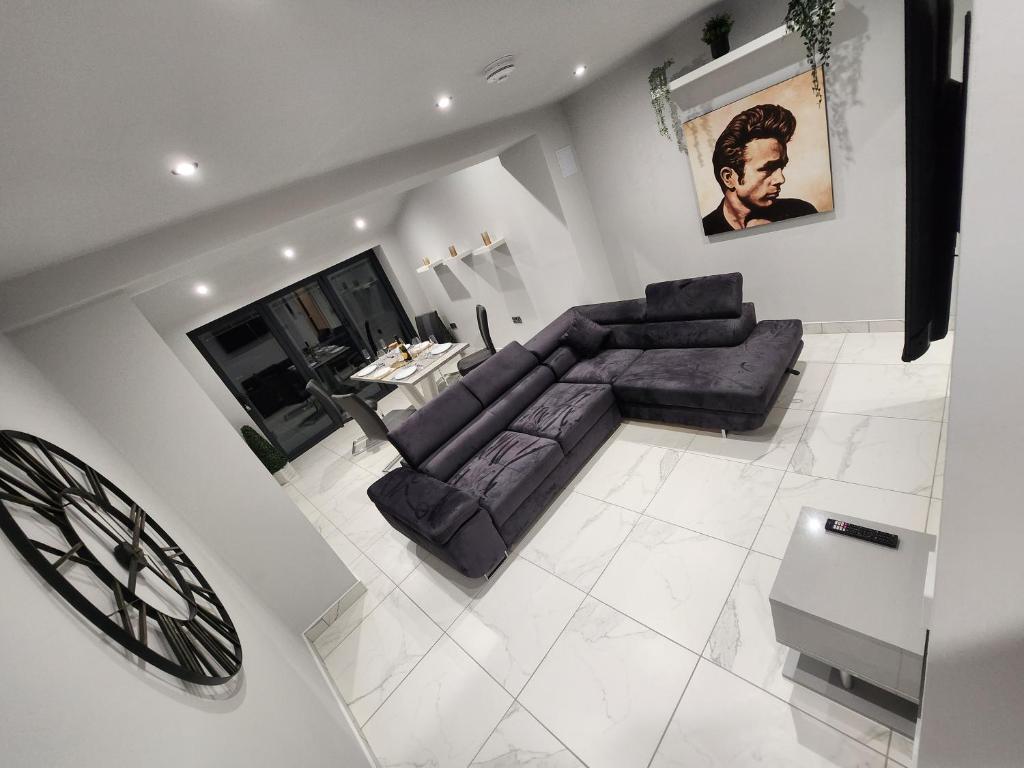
[395,336,412,363]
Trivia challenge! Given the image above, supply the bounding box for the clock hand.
[125,505,151,594]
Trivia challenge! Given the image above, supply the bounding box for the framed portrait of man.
[683,67,834,236]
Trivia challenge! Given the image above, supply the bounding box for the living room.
[0,2,1017,767]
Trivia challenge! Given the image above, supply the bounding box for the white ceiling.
[1,0,709,282]
[134,193,410,336]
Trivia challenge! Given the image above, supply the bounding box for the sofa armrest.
[367,468,481,546]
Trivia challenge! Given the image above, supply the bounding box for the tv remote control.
[825,518,899,549]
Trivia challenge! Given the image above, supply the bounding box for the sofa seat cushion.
[613,320,803,415]
[510,382,615,453]
[562,349,643,385]
[449,431,563,526]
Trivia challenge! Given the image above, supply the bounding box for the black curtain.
[902,0,970,361]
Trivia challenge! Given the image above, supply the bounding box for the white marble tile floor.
[279,331,950,767]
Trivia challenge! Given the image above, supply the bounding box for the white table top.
[350,342,468,386]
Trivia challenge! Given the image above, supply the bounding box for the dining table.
[349,341,469,409]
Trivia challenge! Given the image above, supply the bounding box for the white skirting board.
[304,580,368,642]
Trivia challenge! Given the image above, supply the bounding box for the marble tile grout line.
[643,652,701,768]
[299,332,940,766]
[449,448,684,768]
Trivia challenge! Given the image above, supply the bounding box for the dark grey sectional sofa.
[367,273,802,578]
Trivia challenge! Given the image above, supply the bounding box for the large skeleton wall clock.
[0,430,242,685]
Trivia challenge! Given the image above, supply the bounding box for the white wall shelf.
[669,25,791,92]
[471,238,506,256]
[415,238,506,275]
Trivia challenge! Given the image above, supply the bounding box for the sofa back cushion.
[644,308,756,348]
[524,310,574,361]
[645,273,743,321]
[419,366,556,481]
[604,323,647,350]
[574,298,647,325]
[604,303,755,350]
[461,341,537,406]
[388,381,482,466]
[542,346,580,378]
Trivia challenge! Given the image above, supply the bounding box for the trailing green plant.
[649,60,686,152]
[241,425,288,474]
[785,0,836,103]
[701,13,734,45]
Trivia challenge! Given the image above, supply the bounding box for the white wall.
[0,333,372,767]
[395,152,580,346]
[561,0,906,323]
[916,2,1024,765]
[11,293,356,633]
[389,106,622,348]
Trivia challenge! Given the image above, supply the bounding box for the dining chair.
[304,381,411,466]
[415,310,456,344]
[456,304,496,375]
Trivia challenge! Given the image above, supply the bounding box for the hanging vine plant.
[649,59,684,151]
[785,0,837,103]
[649,59,674,138]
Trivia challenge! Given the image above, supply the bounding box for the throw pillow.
[559,310,609,358]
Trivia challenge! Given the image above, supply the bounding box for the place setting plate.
[392,365,418,381]
[355,362,381,377]
[430,342,453,356]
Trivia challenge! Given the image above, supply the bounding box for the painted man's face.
[720,137,789,209]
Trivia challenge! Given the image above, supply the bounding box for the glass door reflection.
[325,256,415,354]
[191,309,335,455]
[267,280,383,402]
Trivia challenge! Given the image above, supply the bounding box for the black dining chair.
[415,310,456,344]
[305,381,412,463]
[457,304,497,376]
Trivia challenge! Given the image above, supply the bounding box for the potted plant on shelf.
[701,13,734,59]
[241,425,296,485]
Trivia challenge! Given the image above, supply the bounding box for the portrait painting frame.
[683,67,834,237]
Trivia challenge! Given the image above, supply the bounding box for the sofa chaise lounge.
[367,273,802,578]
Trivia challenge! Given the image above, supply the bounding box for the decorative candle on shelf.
[448,245,458,258]
[481,231,492,246]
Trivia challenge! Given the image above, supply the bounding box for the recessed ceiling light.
[171,160,199,177]
[435,95,453,110]
[194,283,210,296]
[282,247,296,259]
[354,218,367,230]
[574,64,587,77]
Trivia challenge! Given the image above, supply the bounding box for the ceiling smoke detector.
[483,55,516,84]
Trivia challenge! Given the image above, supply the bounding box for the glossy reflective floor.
[287,332,951,768]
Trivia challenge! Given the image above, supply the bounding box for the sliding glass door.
[325,257,411,353]
[190,308,334,456]
[189,249,415,458]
